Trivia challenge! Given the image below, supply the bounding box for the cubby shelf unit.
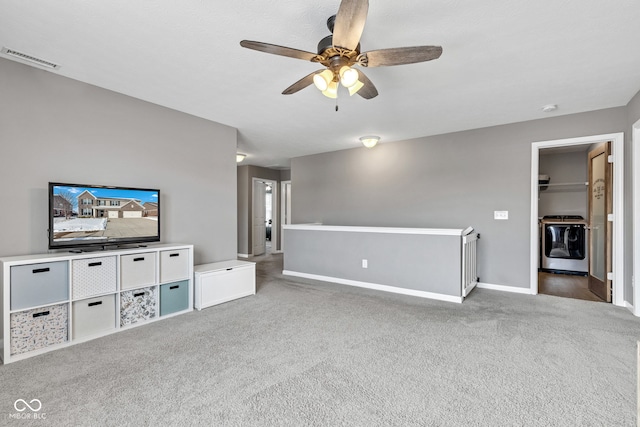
[0,243,193,364]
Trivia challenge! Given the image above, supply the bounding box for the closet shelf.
[539,182,588,193]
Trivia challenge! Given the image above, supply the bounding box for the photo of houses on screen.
[52,185,159,242]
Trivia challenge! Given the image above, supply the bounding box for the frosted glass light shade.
[313,70,334,91]
[322,81,339,99]
[236,153,246,163]
[359,136,379,148]
[348,80,364,96]
[339,66,359,88]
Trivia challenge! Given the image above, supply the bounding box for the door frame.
[530,132,624,307]
[633,120,640,315]
[251,179,267,256]
[280,180,291,252]
[251,177,279,255]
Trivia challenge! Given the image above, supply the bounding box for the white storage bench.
[194,260,256,310]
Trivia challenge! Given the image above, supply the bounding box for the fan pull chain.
[335,96,339,112]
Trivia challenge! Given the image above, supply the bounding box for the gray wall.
[236,165,284,255]
[0,58,238,265]
[291,107,627,290]
[284,228,463,297]
[538,150,588,218]
[237,167,251,256]
[280,169,291,182]
[628,89,640,121]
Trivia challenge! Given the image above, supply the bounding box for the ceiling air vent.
[1,47,60,69]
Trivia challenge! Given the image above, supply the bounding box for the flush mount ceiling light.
[542,104,558,113]
[236,153,247,163]
[360,135,380,148]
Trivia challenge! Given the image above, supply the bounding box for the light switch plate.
[494,211,509,220]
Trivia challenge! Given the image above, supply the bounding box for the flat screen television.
[49,182,160,250]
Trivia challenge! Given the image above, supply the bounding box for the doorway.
[537,144,597,301]
[252,178,278,256]
[530,133,624,306]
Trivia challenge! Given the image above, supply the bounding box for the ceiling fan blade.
[240,40,317,61]
[282,70,324,95]
[332,0,369,51]
[355,70,378,99]
[362,46,443,67]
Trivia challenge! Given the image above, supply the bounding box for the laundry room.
[538,145,603,302]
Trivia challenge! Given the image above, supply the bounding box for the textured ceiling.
[2,0,640,168]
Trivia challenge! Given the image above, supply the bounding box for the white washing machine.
[540,215,588,275]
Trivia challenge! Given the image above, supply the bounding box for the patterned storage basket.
[10,303,68,355]
[120,286,157,326]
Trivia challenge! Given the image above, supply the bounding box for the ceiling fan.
[240,0,442,100]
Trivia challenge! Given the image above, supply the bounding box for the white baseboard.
[624,300,636,315]
[477,282,534,295]
[282,270,463,304]
[237,253,250,259]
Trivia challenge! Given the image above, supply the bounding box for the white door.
[253,180,267,256]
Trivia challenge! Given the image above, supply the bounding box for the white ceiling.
[2,0,639,168]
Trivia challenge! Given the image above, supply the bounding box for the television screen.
[49,182,160,249]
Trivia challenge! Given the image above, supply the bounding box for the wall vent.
[1,47,60,69]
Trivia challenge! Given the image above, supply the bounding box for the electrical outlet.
[494,211,509,220]
[362,259,368,268]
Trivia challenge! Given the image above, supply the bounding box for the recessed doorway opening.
[252,178,278,256]
[530,133,624,307]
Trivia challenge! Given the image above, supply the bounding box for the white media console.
[0,243,194,364]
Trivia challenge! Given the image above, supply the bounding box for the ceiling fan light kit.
[313,66,361,98]
[240,0,442,102]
